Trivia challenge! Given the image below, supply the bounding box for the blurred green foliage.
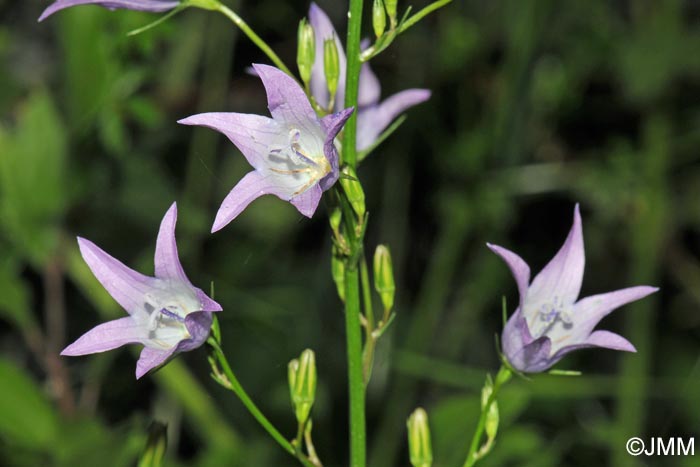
[0,0,699,466]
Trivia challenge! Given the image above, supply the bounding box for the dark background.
[0,0,698,466]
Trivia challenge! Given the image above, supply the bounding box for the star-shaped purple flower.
[308,2,431,151]
[38,0,179,22]
[488,204,658,373]
[62,203,222,379]
[179,64,353,233]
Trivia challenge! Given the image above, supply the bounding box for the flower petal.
[356,89,431,151]
[78,237,156,315]
[178,112,278,171]
[527,204,585,307]
[506,336,552,373]
[291,184,322,218]
[308,2,347,110]
[195,289,223,312]
[154,202,190,284]
[252,64,321,138]
[548,330,636,368]
[572,285,658,339]
[211,171,292,233]
[61,317,146,356]
[39,0,178,21]
[319,107,354,191]
[487,243,531,312]
[176,311,213,352]
[136,346,177,379]
[358,62,381,108]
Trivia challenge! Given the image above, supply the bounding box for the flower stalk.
[207,337,317,467]
[462,366,512,467]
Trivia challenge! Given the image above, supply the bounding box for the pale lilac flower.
[179,64,353,233]
[308,2,431,151]
[488,205,658,373]
[38,0,179,22]
[62,203,221,379]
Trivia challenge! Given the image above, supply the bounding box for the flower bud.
[481,377,499,442]
[331,252,346,301]
[385,0,398,28]
[407,408,432,467]
[138,421,167,467]
[373,245,395,312]
[372,0,386,39]
[288,349,317,424]
[339,166,365,219]
[297,18,315,86]
[324,37,340,101]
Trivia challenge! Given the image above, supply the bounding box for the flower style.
[62,203,222,379]
[308,2,431,151]
[38,0,179,22]
[488,205,658,373]
[179,64,353,232]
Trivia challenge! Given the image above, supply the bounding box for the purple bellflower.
[308,2,431,151]
[62,203,222,379]
[488,205,658,373]
[179,64,353,233]
[38,0,179,22]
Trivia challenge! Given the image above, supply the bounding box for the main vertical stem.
[342,0,365,169]
[344,265,366,467]
[342,0,366,465]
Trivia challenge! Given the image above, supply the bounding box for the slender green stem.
[344,265,366,467]
[398,0,453,33]
[463,366,511,467]
[215,3,294,77]
[209,341,316,467]
[342,0,365,169]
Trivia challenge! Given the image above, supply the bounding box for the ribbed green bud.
[331,252,346,301]
[297,18,315,85]
[323,38,340,100]
[373,245,395,312]
[288,349,317,424]
[385,0,398,27]
[407,408,432,467]
[339,166,365,219]
[372,0,386,38]
[481,378,499,441]
[138,422,167,467]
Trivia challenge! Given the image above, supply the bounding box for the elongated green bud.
[385,0,398,28]
[331,252,346,301]
[339,166,365,219]
[324,37,340,101]
[374,245,395,312]
[481,377,499,441]
[288,349,317,424]
[297,18,315,86]
[407,408,432,467]
[372,0,386,38]
[138,422,167,467]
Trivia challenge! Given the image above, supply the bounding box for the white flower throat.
[526,295,574,341]
[266,128,330,195]
[140,281,201,350]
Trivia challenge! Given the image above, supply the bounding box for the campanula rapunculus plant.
[179,64,353,232]
[62,203,222,379]
[488,204,658,373]
[38,0,180,21]
[308,2,431,151]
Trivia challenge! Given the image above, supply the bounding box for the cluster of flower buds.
[288,349,317,425]
[407,408,433,467]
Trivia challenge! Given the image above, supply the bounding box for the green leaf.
[0,91,67,264]
[0,357,58,448]
[0,255,33,330]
